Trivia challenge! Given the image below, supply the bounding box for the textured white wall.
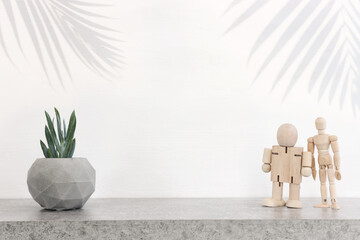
[0,0,359,198]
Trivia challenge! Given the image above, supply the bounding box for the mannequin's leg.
[314,166,330,208]
[328,165,339,210]
[262,182,286,207]
[287,183,302,208]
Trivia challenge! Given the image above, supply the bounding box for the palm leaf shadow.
[224,0,269,34]
[0,0,122,87]
[226,0,360,112]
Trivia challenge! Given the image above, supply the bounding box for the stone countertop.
[0,198,359,239]
[0,198,359,221]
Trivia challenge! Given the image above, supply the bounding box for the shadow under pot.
[27,158,95,211]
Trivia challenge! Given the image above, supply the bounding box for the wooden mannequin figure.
[307,117,341,210]
[262,123,312,208]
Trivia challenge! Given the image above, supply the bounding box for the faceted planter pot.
[27,158,95,211]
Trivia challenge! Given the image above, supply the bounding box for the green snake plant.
[40,108,76,158]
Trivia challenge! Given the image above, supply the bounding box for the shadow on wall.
[225,0,360,113]
[0,0,123,87]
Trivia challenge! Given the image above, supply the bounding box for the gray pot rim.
[35,157,87,160]
[29,157,92,174]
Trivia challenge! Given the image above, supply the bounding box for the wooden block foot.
[286,200,302,209]
[262,198,285,207]
[313,203,330,208]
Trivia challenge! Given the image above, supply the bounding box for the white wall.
[0,0,359,198]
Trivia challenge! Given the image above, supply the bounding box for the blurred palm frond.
[0,0,122,86]
[226,0,360,112]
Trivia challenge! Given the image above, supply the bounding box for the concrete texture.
[27,158,95,210]
[0,198,359,239]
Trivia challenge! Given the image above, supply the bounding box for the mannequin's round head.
[277,123,298,147]
[315,117,326,130]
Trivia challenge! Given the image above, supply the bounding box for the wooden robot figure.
[262,123,312,208]
[307,117,341,210]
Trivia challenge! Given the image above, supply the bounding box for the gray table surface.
[0,198,358,221]
[0,198,359,239]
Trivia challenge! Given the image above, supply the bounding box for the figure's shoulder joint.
[292,147,303,154]
[329,135,338,142]
[307,137,314,143]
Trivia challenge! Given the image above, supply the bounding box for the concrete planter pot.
[27,158,95,211]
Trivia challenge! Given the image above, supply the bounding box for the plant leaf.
[68,139,76,158]
[65,111,76,142]
[45,111,60,151]
[40,140,49,158]
[45,126,58,158]
[54,108,64,143]
[63,138,73,158]
[63,119,67,138]
[47,149,53,158]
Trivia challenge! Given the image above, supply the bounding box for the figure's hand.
[302,167,311,177]
[335,170,342,180]
[262,164,271,173]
